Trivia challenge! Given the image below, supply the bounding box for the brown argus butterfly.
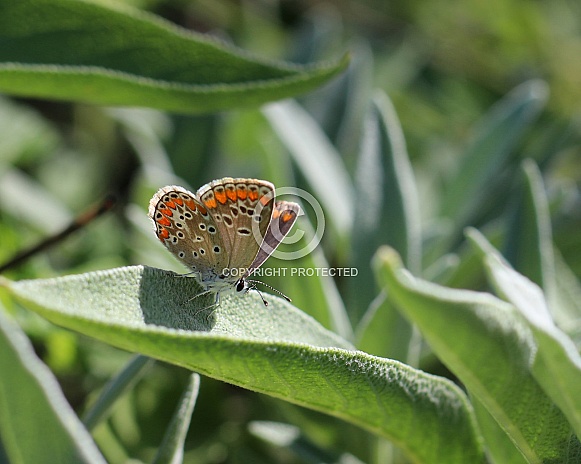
[148,177,299,305]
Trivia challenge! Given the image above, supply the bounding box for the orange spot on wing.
[204,198,217,209]
[226,188,237,202]
[160,208,172,217]
[237,188,247,200]
[215,190,227,204]
[165,200,177,209]
[248,190,258,201]
[174,198,184,206]
[159,228,170,240]
[185,199,197,210]
[282,212,296,222]
[157,216,171,227]
[197,204,208,215]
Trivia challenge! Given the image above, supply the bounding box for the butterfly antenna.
[247,279,292,303]
[251,285,270,307]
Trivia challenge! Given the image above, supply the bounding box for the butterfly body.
[148,178,299,302]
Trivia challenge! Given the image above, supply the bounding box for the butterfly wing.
[196,178,274,278]
[246,200,300,275]
[148,185,229,286]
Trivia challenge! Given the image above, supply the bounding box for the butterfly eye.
[236,279,246,292]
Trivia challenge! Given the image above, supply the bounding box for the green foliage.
[152,373,200,464]
[0,310,105,463]
[1,0,580,463]
[1,267,482,463]
[0,0,347,113]
[375,247,580,462]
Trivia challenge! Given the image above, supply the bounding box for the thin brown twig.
[0,195,117,274]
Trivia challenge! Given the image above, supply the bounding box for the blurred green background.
[1,0,580,462]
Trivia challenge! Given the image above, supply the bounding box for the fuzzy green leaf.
[503,160,555,295]
[1,266,483,463]
[353,91,422,355]
[263,100,354,237]
[441,80,548,231]
[0,0,348,113]
[469,229,581,439]
[0,309,105,464]
[374,247,581,463]
[152,373,200,464]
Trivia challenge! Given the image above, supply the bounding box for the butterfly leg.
[181,289,211,306]
[190,291,221,320]
[204,293,221,322]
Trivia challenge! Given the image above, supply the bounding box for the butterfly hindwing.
[148,185,229,284]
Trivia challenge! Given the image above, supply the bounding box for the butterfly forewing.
[197,178,274,277]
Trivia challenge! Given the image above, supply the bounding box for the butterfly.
[148,177,299,305]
